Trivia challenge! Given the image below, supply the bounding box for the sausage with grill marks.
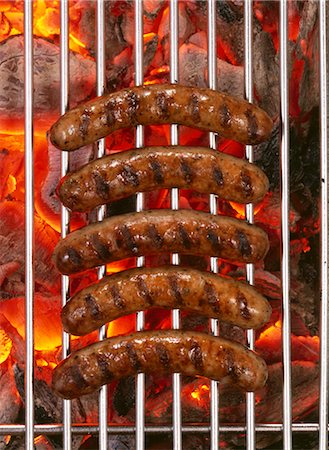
[52,209,270,275]
[61,266,272,336]
[51,330,268,399]
[49,84,273,151]
[58,146,269,212]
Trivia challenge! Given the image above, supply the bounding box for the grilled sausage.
[61,266,272,335]
[49,84,273,151]
[51,330,268,398]
[52,209,269,275]
[58,146,269,212]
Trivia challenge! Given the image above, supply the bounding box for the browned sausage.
[61,266,272,336]
[52,209,269,275]
[58,146,269,212]
[51,330,268,398]
[49,84,273,151]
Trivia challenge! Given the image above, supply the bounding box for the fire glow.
[0,1,321,447]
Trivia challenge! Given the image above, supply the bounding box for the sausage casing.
[52,209,269,275]
[58,146,269,212]
[61,266,272,335]
[50,84,273,151]
[51,330,268,399]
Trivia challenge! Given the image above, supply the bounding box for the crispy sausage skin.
[50,84,273,151]
[58,146,269,212]
[51,330,268,398]
[52,209,269,275]
[62,266,272,335]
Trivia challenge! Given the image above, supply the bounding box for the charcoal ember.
[0,147,23,201]
[0,363,21,449]
[295,0,319,118]
[112,376,135,417]
[0,201,60,297]
[41,135,95,216]
[253,30,280,118]
[179,41,244,96]
[186,1,244,64]
[73,1,127,61]
[0,36,95,117]
[232,268,282,300]
[79,434,135,450]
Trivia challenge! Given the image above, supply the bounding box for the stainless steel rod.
[134,1,145,449]
[319,0,329,448]
[60,1,71,448]
[24,1,34,448]
[279,1,292,449]
[96,1,107,449]
[169,2,182,449]
[1,422,328,436]
[244,1,255,448]
[207,2,219,449]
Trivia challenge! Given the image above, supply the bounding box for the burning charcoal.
[0,36,95,118]
[79,434,135,450]
[253,30,280,118]
[0,147,24,201]
[179,42,244,96]
[0,363,21,449]
[0,201,60,297]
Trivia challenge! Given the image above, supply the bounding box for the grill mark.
[180,159,193,184]
[206,229,222,253]
[168,275,184,307]
[136,275,154,306]
[147,224,164,249]
[155,92,170,119]
[189,93,200,122]
[240,171,253,198]
[91,234,112,261]
[178,224,192,249]
[93,172,110,199]
[117,225,138,254]
[237,293,251,320]
[126,91,139,124]
[245,109,259,141]
[189,341,204,371]
[236,230,252,257]
[204,281,220,313]
[155,343,170,369]
[96,353,113,379]
[120,165,140,186]
[149,158,164,184]
[85,293,101,319]
[70,364,88,388]
[65,248,82,267]
[213,166,224,187]
[126,343,141,371]
[110,285,125,309]
[224,348,240,382]
[219,103,231,128]
[79,109,91,137]
[105,98,116,126]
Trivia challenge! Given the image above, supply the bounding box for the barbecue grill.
[0,0,327,449]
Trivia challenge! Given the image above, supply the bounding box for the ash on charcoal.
[112,376,135,417]
[0,36,95,116]
[79,435,135,450]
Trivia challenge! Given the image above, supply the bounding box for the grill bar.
[244,1,256,449]
[319,0,329,448]
[279,2,292,449]
[206,2,219,449]
[24,1,34,448]
[59,1,72,448]
[169,2,182,449]
[2,422,329,436]
[134,1,145,449]
[95,1,108,449]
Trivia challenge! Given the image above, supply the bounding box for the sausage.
[49,84,273,151]
[58,146,269,212]
[52,209,269,275]
[51,330,268,398]
[61,266,272,335]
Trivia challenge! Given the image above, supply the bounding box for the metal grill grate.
[6,0,329,449]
